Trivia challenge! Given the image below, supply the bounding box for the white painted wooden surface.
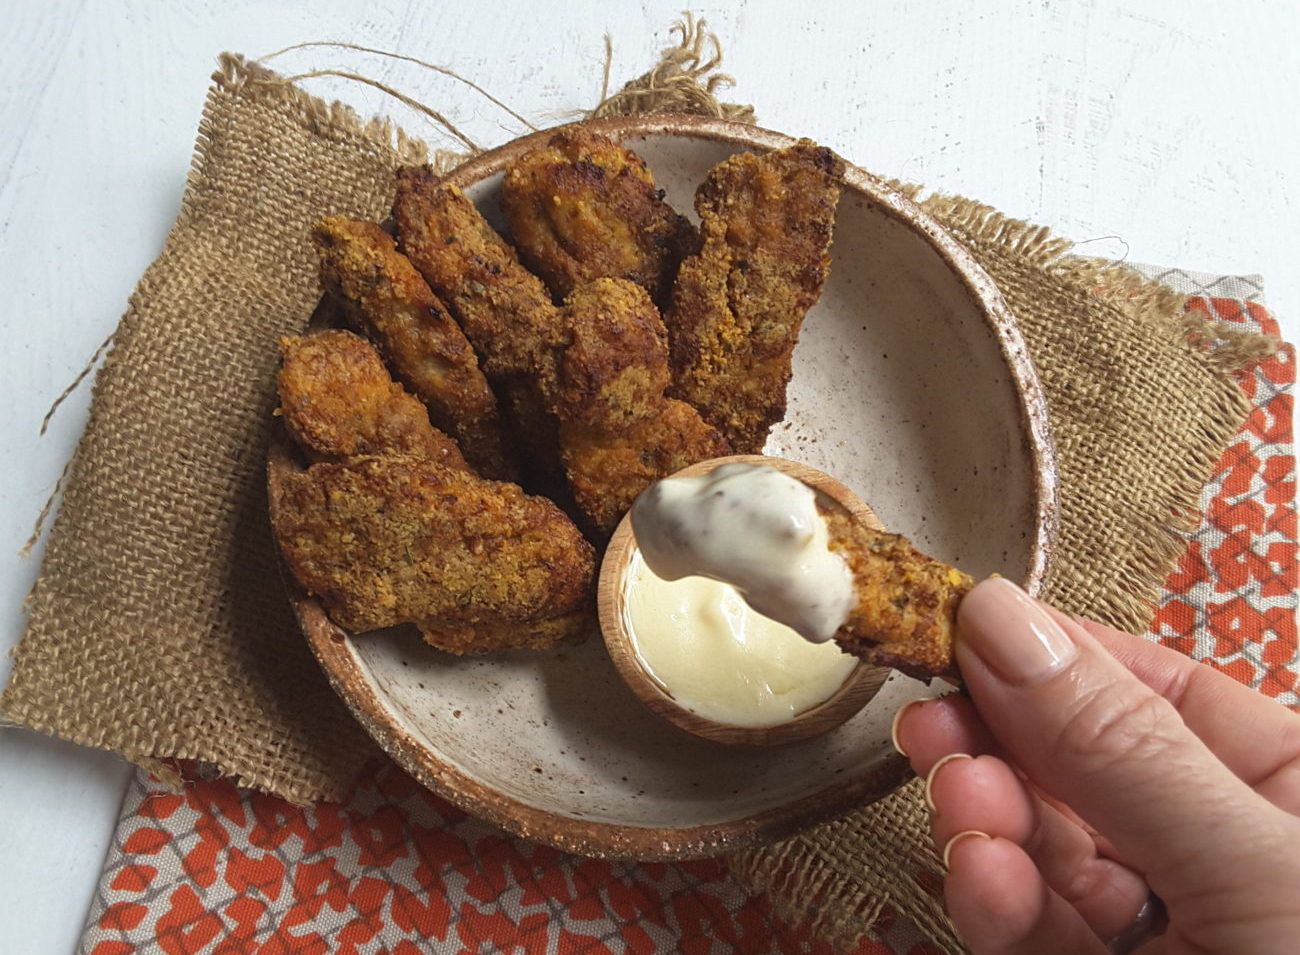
[1,0,1296,950]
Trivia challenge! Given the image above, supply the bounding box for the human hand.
[892,577,1300,954]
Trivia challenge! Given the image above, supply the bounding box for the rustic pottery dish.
[598,454,893,747]
[269,114,1058,860]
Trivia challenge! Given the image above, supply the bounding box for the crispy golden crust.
[500,129,697,303]
[393,169,563,383]
[277,330,468,471]
[311,216,515,480]
[393,169,567,491]
[822,507,973,682]
[553,278,730,534]
[272,454,596,652]
[666,140,845,453]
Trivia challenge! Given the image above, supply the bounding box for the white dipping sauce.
[622,550,858,727]
[630,463,856,643]
[622,463,859,728]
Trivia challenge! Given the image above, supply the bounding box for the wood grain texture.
[2,0,1296,949]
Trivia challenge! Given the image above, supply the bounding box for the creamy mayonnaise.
[622,549,858,726]
[629,462,856,643]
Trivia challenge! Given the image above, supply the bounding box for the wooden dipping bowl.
[599,455,891,746]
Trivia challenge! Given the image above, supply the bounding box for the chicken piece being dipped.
[821,508,973,682]
[630,460,973,683]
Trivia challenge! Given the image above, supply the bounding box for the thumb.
[955,578,1280,898]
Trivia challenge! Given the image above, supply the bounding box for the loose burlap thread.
[2,18,1273,954]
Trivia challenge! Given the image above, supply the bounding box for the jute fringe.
[212,53,430,167]
[917,192,1268,631]
[588,13,755,122]
[733,778,961,951]
[20,330,119,556]
[4,15,1279,954]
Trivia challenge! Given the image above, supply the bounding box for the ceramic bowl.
[270,114,1058,860]
[598,455,892,747]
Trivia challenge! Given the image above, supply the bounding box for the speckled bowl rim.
[276,114,1060,860]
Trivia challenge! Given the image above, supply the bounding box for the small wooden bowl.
[598,455,890,746]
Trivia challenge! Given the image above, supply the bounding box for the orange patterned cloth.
[80,275,1295,954]
[1151,282,1296,705]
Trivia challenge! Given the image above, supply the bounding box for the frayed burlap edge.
[916,190,1279,372]
[16,52,447,561]
[916,190,1272,631]
[1,48,434,803]
[212,52,431,167]
[732,777,958,951]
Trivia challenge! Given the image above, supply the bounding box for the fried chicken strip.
[393,169,567,492]
[311,216,515,480]
[271,454,595,653]
[666,140,845,453]
[277,329,468,471]
[393,170,562,384]
[823,507,974,682]
[552,278,730,534]
[500,129,697,304]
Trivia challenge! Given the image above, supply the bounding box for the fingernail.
[941,829,991,868]
[923,752,972,811]
[957,578,1077,685]
[890,698,930,756]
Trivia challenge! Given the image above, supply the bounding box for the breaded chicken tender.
[393,169,563,384]
[393,169,567,492]
[270,454,595,653]
[277,330,468,471]
[667,140,845,453]
[553,278,730,534]
[311,216,515,480]
[500,129,697,303]
[822,507,974,682]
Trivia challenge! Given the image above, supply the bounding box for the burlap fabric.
[1,22,1273,954]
